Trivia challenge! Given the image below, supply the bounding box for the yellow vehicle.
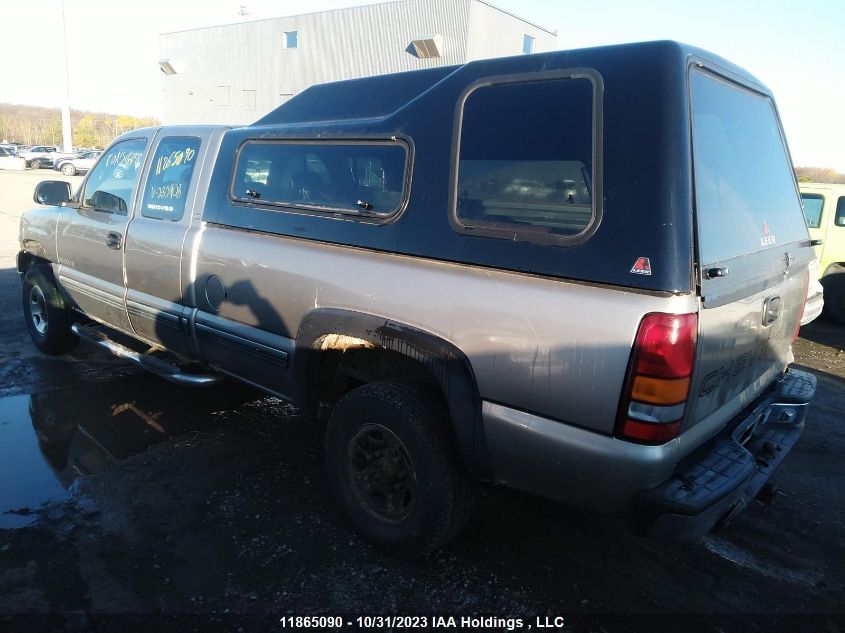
[800,182,845,323]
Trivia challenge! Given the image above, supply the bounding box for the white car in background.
[18,145,61,169]
[53,150,101,176]
[0,146,26,170]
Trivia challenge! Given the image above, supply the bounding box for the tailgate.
[685,67,812,433]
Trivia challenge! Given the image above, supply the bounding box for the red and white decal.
[630,257,652,276]
[761,220,777,247]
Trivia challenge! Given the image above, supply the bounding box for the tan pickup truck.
[19,41,816,555]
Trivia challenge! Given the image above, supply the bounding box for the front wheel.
[22,267,78,355]
[325,381,471,557]
[60,163,76,176]
[29,159,41,169]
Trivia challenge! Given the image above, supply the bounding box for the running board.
[71,323,223,387]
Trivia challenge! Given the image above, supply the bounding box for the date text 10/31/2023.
[278,615,569,629]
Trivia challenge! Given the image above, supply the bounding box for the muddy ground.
[0,171,844,632]
[1,293,844,633]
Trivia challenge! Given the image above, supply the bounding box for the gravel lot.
[0,169,843,632]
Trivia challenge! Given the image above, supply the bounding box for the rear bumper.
[629,368,815,541]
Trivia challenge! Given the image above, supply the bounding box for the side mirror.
[89,189,127,215]
[34,181,73,206]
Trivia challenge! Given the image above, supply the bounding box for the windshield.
[691,69,807,264]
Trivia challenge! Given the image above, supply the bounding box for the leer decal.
[761,220,777,247]
[630,257,652,275]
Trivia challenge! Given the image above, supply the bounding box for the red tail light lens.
[633,313,697,378]
[617,313,698,445]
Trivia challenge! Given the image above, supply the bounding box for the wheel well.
[822,263,845,278]
[311,334,442,420]
[17,252,51,275]
[296,310,486,475]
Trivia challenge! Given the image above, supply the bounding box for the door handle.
[106,232,122,250]
[763,296,781,326]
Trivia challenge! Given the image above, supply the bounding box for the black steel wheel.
[347,422,417,523]
[325,381,471,557]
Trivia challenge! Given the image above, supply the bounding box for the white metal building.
[159,0,557,124]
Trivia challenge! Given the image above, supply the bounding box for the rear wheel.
[821,265,845,325]
[60,163,76,176]
[324,381,471,557]
[22,267,78,355]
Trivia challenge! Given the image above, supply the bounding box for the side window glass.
[82,138,147,215]
[232,141,407,217]
[141,137,201,221]
[800,193,824,229]
[836,197,845,227]
[454,76,596,242]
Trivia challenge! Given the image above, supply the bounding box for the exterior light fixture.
[407,34,444,58]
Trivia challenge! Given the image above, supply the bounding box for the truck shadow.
[798,317,844,349]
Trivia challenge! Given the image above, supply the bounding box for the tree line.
[795,167,845,185]
[0,103,158,149]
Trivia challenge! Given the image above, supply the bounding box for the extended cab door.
[124,129,224,355]
[56,134,153,335]
[685,67,812,437]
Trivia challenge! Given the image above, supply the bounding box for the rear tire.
[821,265,845,325]
[22,266,78,355]
[324,380,471,557]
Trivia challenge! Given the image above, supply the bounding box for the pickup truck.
[18,41,816,556]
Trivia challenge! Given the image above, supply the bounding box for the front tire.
[29,159,41,169]
[61,163,76,176]
[22,267,78,355]
[325,381,471,557]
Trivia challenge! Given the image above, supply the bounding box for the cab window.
[82,138,147,215]
[836,197,845,227]
[141,137,201,221]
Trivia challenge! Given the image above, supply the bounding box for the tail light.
[616,313,698,444]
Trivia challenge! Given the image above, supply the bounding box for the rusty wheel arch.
[294,308,488,476]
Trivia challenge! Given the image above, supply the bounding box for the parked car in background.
[800,182,845,323]
[19,145,60,169]
[0,147,27,170]
[53,150,101,176]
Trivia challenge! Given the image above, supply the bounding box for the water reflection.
[0,375,261,528]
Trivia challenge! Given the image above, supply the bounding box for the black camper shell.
[203,40,785,294]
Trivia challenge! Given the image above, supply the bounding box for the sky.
[0,0,843,170]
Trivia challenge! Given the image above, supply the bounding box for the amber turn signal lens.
[630,375,690,405]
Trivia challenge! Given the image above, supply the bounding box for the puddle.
[0,374,261,528]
